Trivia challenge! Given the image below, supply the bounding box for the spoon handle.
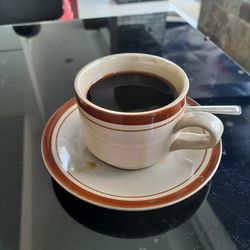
[185,105,242,115]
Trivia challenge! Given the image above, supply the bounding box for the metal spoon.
[185,105,242,115]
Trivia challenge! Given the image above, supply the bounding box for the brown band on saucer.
[75,93,186,125]
[41,97,222,210]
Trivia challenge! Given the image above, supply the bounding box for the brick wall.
[198,0,250,72]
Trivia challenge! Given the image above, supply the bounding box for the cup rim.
[74,53,189,124]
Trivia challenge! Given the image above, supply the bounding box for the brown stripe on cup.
[75,94,186,125]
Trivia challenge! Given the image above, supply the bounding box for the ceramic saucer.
[41,98,222,211]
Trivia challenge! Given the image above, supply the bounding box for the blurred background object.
[0,0,63,25]
[198,0,250,72]
[110,13,167,55]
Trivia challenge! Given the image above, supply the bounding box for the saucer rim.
[41,97,222,211]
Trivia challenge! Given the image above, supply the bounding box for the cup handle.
[171,111,224,151]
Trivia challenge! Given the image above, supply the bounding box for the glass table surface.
[0,13,249,250]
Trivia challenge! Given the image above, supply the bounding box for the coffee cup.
[74,53,223,170]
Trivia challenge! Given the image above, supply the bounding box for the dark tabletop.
[0,12,250,250]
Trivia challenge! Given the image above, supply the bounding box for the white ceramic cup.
[74,53,224,170]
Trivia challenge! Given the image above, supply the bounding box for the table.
[0,12,249,250]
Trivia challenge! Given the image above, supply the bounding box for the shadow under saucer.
[52,179,210,238]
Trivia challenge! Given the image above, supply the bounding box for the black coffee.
[87,72,177,112]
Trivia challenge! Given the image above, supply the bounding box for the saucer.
[41,97,222,211]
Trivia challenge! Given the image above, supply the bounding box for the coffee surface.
[87,72,176,112]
